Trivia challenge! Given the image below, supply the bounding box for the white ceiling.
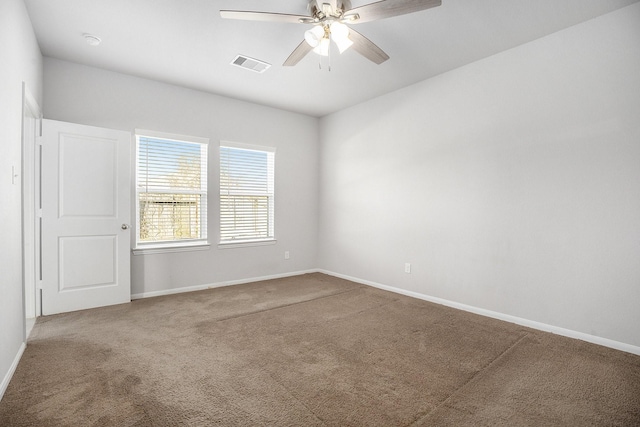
[24,0,638,117]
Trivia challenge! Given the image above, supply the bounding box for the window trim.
[132,241,211,255]
[134,129,209,254]
[219,140,276,247]
[217,239,277,250]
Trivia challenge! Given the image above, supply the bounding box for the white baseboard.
[0,342,26,403]
[318,269,640,356]
[131,269,319,300]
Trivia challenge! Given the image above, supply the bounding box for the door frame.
[21,83,42,339]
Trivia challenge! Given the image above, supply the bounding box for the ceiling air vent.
[231,55,271,73]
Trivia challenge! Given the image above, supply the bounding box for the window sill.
[132,242,211,255]
[218,239,276,249]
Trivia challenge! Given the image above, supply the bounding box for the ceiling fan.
[220,0,442,66]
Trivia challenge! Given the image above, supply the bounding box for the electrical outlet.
[404,263,411,274]
[285,251,290,260]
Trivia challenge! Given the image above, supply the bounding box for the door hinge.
[37,280,44,290]
[37,208,43,218]
[36,135,43,146]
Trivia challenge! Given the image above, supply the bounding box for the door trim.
[21,82,42,340]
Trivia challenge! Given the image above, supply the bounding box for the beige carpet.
[1,273,639,426]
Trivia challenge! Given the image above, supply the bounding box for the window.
[220,142,275,245]
[135,130,208,252]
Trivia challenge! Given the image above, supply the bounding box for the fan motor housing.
[309,0,352,19]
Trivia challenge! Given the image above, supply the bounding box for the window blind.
[136,134,208,245]
[220,144,275,243]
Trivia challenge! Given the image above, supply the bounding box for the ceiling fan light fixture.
[333,36,353,54]
[330,22,349,39]
[304,25,325,48]
[330,22,353,53]
[313,37,330,56]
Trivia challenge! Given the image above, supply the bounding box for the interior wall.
[318,4,640,348]
[0,0,43,397]
[43,58,319,296]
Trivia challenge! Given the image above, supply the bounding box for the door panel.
[42,119,131,315]
[59,134,117,217]
[59,235,116,290]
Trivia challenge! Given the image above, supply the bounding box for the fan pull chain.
[317,55,331,72]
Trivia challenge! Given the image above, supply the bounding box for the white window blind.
[136,131,208,247]
[220,143,275,243]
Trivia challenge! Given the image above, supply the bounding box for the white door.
[41,119,132,315]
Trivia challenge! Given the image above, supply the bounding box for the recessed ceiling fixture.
[83,33,102,46]
[231,55,271,73]
[220,0,442,66]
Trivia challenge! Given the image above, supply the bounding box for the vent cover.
[231,55,271,73]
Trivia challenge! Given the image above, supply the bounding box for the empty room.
[1,0,639,425]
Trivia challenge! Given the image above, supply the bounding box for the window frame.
[133,129,210,255]
[218,141,276,248]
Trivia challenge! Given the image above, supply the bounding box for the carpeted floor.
[1,273,639,426]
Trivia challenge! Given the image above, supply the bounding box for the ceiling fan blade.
[346,0,441,24]
[348,28,390,64]
[283,40,314,66]
[220,10,310,24]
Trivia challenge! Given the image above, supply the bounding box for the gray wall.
[0,0,43,397]
[43,58,320,296]
[318,4,640,348]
